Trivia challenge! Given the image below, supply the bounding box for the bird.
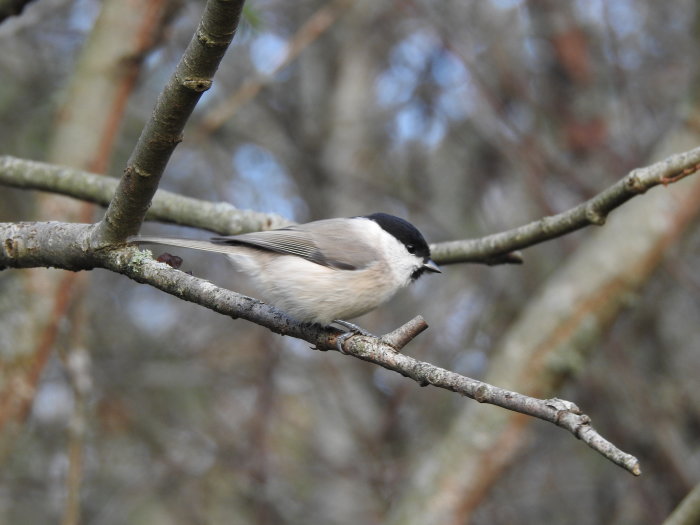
[129,213,440,343]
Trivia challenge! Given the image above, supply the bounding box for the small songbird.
[129,213,440,327]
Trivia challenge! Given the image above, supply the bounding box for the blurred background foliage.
[1,0,699,524]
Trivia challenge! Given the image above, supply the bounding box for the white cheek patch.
[375,232,425,288]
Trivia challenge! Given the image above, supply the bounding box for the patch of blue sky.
[392,31,439,71]
[144,47,165,70]
[32,380,74,425]
[574,0,604,24]
[432,50,475,120]
[67,0,100,33]
[376,31,438,108]
[504,101,534,136]
[376,65,419,107]
[250,32,289,74]
[574,0,643,40]
[230,143,304,220]
[575,0,648,71]
[431,49,469,88]
[436,85,474,122]
[380,33,476,146]
[394,103,446,148]
[489,0,524,10]
[603,1,644,39]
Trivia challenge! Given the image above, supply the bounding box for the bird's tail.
[128,236,236,255]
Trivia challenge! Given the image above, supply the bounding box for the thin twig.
[380,316,429,350]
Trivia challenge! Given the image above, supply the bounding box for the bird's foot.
[332,320,375,353]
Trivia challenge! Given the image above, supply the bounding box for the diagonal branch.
[0,220,641,475]
[430,145,700,264]
[90,0,247,246]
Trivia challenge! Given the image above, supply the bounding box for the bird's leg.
[332,320,375,353]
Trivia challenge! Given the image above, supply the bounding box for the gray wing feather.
[212,218,376,270]
[213,230,319,259]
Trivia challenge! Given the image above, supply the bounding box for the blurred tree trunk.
[389,78,700,525]
[0,0,169,462]
[0,3,170,524]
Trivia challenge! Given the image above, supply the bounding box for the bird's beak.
[423,259,441,273]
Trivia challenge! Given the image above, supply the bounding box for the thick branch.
[91,0,246,245]
[0,222,97,271]
[0,156,289,234]
[0,220,640,475]
[430,146,700,264]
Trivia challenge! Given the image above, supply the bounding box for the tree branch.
[0,220,641,475]
[3,146,700,265]
[90,0,246,246]
[0,156,289,234]
[0,222,98,271]
[430,145,700,264]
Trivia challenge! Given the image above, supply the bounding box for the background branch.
[0,156,289,234]
[430,145,700,264]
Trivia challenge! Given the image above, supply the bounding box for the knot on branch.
[195,29,234,48]
[474,384,489,403]
[183,78,213,92]
[624,170,646,194]
[584,204,606,225]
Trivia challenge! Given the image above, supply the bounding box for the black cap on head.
[364,212,432,260]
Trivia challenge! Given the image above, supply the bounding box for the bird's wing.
[211,218,375,270]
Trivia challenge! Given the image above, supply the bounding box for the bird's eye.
[406,244,416,254]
